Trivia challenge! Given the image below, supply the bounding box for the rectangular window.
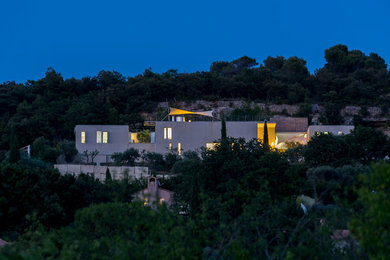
[338,131,343,135]
[81,131,86,143]
[96,131,102,143]
[103,131,108,143]
[324,131,329,135]
[164,127,172,140]
[169,143,172,150]
[178,142,181,156]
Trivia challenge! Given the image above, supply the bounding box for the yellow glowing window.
[96,131,102,143]
[178,142,181,155]
[103,131,108,143]
[81,131,86,143]
[144,198,149,206]
[169,143,172,150]
[324,131,329,135]
[164,128,172,140]
[206,143,218,150]
[159,198,165,204]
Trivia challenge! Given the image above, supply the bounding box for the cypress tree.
[9,129,20,163]
[221,116,227,140]
[105,168,112,182]
[263,121,269,150]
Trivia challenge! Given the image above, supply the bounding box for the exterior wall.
[257,123,276,147]
[307,125,354,141]
[75,125,129,163]
[155,121,260,154]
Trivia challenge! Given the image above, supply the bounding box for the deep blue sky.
[1,0,389,83]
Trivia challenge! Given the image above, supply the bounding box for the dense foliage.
[1,127,390,258]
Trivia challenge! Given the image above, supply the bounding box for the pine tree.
[105,168,112,182]
[263,121,269,150]
[9,129,20,163]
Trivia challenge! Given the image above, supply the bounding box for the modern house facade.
[74,108,354,163]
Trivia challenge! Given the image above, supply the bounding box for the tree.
[350,163,390,259]
[57,140,77,163]
[105,168,112,182]
[345,126,390,164]
[303,134,351,167]
[111,148,140,166]
[8,129,20,163]
[82,150,99,164]
[221,116,227,141]
[319,102,343,125]
[263,120,269,150]
[137,129,151,143]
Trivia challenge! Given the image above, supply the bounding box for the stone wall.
[54,164,149,181]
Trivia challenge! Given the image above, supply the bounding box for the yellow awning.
[169,107,213,117]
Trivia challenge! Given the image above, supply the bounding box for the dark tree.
[105,168,112,182]
[8,129,20,163]
[221,116,227,141]
[263,120,269,150]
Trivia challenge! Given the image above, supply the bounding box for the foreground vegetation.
[1,126,390,259]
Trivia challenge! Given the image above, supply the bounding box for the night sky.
[1,0,389,83]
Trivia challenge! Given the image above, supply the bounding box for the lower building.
[133,177,174,208]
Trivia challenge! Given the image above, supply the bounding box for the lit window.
[338,131,343,135]
[144,198,148,206]
[315,131,320,136]
[81,131,86,143]
[178,142,181,155]
[169,143,172,150]
[103,131,108,143]
[206,143,218,151]
[96,131,102,143]
[164,128,172,140]
[159,198,165,205]
[324,131,329,135]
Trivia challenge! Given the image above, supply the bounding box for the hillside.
[0,44,389,150]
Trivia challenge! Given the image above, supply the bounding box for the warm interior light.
[81,131,86,143]
[96,131,102,143]
[103,131,108,143]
